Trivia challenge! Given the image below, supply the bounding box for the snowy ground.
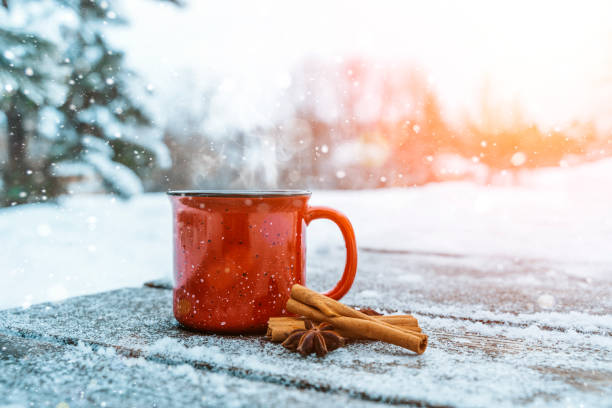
[2,159,612,310]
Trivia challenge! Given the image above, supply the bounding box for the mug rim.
[167,189,312,197]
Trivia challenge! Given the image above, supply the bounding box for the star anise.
[281,320,345,357]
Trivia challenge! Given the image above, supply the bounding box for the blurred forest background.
[1,0,611,207]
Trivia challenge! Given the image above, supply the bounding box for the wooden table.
[1,247,611,407]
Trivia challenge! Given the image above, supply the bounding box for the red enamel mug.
[168,190,357,333]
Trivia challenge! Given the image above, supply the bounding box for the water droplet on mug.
[220,321,226,326]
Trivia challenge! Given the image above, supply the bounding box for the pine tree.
[0,22,58,204]
[1,0,180,206]
[52,0,168,197]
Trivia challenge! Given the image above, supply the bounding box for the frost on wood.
[0,338,380,408]
[1,284,610,407]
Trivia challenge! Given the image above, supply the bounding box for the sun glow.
[109,0,612,185]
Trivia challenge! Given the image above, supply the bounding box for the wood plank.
[1,250,611,407]
[311,248,612,332]
[0,334,386,408]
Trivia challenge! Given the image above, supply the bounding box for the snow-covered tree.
[0,20,60,204]
[0,0,179,206]
[52,0,172,198]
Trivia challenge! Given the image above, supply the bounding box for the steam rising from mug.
[162,73,313,190]
[184,119,314,190]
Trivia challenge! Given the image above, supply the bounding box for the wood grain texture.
[1,249,611,407]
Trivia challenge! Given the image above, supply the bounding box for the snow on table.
[1,248,610,407]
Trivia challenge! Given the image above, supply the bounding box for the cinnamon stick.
[269,314,419,327]
[290,284,424,338]
[266,316,421,342]
[286,285,428,354]
[286,299,427,354]
[267,315,420,329]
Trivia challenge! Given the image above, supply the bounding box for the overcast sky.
[114,0,612,131]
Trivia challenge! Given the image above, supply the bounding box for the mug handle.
[305,206,357,300]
